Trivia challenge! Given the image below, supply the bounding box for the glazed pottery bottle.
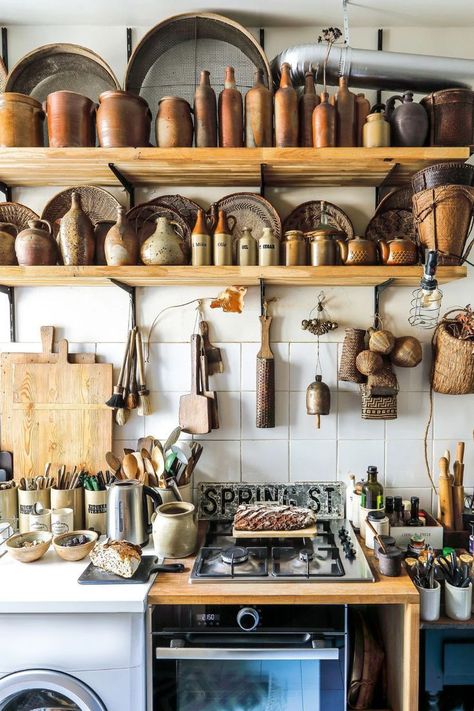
[191,209,212,266]
[94,220,114,265]
[156,96,193,147]
[274,63,298,147]
[104,206,138,266]
[15,219,58,266]
[140,216,186,265]
[58,192,95,266]
[355,93,371,146]
[213,210,235,266]
[334,76,356,146]
[245,68,273,148]
[312,92,336,147]
[0,222,18,265]
[236,227,257,266]
[193,70,217,147]
[363,105,390,147]
[258,227,279,266]
[299,71,319,147]
[218,66,243,147]
[385,91,429,147]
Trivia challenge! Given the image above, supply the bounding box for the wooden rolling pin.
[439,456,454,531]
[256,300,275,428]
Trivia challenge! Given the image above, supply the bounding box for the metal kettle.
[106,480,162,546]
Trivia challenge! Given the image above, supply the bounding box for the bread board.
[233,524,317,539]
[78,555,159,585]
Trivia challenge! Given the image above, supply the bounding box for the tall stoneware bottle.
[194,70,217,147]
[299,71,319,147]
[355,93,371,147]
[58,192,95,266]
[245,69,273,147]
[213,209,235,266]
[274,63,298,147]
[191,209,212,266]
[312,92,336,147]
[334,76,356,146]
[218,66,243,147]
[104,206,138,266]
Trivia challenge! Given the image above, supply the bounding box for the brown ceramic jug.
[156,96,193,147]
[299,72,319,147]
[213,209,236,266]
[94,220,114,265]
[0,223,18,265]
[218,66,243,147]
[15,219,58,266]
[191,209,212,266]
[312,92,336,147]
[274,63,298,147]
[194,70,217,147]
[140,216,187,266]
[58,192,95,266]
[337,235,377,265]
[355,93,371,147]
[0,92,44,147]
[334,76,356,147]
[104,207,138,266]
[378,237,418,265]
[97,90,151,147]
[385,91,429,147]
[245,68,273,148]
[44,91,96,147]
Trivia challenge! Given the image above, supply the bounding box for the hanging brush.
[116,329,135,426]
[136,328,151,416]
[126,327,139,410]
[106,329,133,409]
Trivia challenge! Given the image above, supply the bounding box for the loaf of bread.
[234,504,316,531]
[90,539,142,578]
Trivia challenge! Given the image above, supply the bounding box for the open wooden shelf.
[0,147,471,188]
[0,265,466,287]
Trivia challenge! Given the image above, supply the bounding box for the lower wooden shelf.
[0,265,465,287]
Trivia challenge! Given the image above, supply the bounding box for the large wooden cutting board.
[1,336,112,478]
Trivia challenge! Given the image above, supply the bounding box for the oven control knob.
[237,607,260,631]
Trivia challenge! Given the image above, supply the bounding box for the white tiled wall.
[1,20,473,514]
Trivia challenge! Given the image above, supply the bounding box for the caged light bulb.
[420,287,443,311]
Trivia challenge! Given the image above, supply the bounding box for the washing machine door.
[0,669,107,711]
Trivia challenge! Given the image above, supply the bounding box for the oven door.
[153,638,346,711]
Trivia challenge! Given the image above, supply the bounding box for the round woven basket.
[432,319,474,395]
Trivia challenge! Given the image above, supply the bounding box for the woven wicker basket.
[360,384,397,420]
[367,359,399,397]
[339,328,366,383]
[432,316,474,395]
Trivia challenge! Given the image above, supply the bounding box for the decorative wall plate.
[283,200,354,238]
[208,192,281,242]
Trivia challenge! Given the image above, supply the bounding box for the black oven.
[152,605,348,711]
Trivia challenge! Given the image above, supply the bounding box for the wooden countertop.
[148,524,418,605]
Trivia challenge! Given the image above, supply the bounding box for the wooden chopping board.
[233,524,317,539]
[1,335,112,478]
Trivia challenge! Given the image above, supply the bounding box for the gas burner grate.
[271,546,345,578]
[221,546,249,564]
[194,546,269,579]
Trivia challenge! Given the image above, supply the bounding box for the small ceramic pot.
[416,581,441,622]
[44,91,96,147]
[445,580,472,621]
[15,219,57,266]
[0,92,44,147]
[152,501,198,559]
[156,96,193,148]
[0,222,18,265]
[97,90,151,147]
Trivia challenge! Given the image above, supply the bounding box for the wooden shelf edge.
[0,265,466,288]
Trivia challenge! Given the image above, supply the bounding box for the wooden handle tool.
[136,329,151,416]
[256,314,275,428]
[179,334,211,435]
[439,456,454,530]
[200,352,219,430]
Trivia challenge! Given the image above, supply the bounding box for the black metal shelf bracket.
[126,28,133,62]
[374,278,394,329]
[0,180,12,202]
[259,278,265,316]
[108,163,135,208]
[1,27,8,72]
[0,285,16,342]
[109,279,136,328]
[260,164,266,198]
[259,28,265,50]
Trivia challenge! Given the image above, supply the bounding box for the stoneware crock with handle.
[152,501,198,559]
[15,218,58,266]
[140,215,187,265]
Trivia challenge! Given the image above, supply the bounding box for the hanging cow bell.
[306,374,331,429]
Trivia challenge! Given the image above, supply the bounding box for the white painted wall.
[1,19,473,513]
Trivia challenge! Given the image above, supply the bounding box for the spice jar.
[213,210,235,266]
[191,209,212,266]
[258,227,279,266]
[281,230,306,266]
[236,227,257,266]
[365,511,390,549]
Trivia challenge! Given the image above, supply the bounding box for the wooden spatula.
[439,456,454,530]
[199,320,224,374]
[179,334,211,435]
[200,352,219,429]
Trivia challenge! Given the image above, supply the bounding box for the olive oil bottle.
[360,466,384,510]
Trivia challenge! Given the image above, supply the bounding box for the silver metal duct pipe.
[271,44,474,93]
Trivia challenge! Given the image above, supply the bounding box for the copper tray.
[283,200,354,238]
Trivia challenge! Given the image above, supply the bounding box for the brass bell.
[306,375,331,429]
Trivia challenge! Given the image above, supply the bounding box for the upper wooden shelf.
[0,147,471,188]
[0,265,466,287]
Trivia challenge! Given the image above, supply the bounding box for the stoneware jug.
[152,501,198,558]
[313,91,336,147]
[378,236,418,265]
[194,70,217,148]
[191,208,212,266]
[218,66,243,147]
[58,192,95,266]
[236,227,257,266]
[337,235,377,265]
[104,206,138,266]
[245,68,273,147]
[97,90,151,148]
[140,215,187,265]
[334,76,356,147]
[299,71,319,147]
[15,219,58,266]
[213,209,236,266]
[0,222,18,265]
[363,104,390,147]
[258,227,279,266]
[385,91,429,147]
[93,220,114,265]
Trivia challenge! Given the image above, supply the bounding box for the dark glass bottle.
[393,496,404,527]
[408,496,423,526]
[385,496,394,524]
[360,466,384,510]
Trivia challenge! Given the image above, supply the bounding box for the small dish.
[6,531,52,563]
[53,530,98,561]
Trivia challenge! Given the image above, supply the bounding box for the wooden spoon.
[106,451,122,474]
[163,427,181,454]
[151,445,165,477]
[138,436,154,455]
[132,451,145,480]
[122,453,138,479]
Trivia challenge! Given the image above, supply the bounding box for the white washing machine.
[0,612,147,710]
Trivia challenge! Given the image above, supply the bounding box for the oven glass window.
[3,689,79,710]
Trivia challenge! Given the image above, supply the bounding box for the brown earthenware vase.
[245,68,273,147]
[104,206,139,266]
[299,71,319,147]
[97,90,151,147]
[15,219,57,266]
[193,70,217,148]
[218,66,243,147]
[156,96,193,148]
[274,62,298,147]
[58,192,95,265]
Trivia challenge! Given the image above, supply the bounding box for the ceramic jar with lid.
[363,105,390,147]
[258,227,279,266]
[0,92,44,147]
[0,223,18,265]
[337,235,378,265]
[281,230,306,266]
[104,206,138,266]
[44,91,96,148]
[191,209,212,266]
[97,90,151,147]
[236,227,257,266]
[213,210,235,266]
[156,96,193,147]
[140,216,187,265]
[378,237,418,265]
[15,219,57,266]
[58,193,95,266]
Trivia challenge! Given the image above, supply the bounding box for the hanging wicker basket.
[432,310,474,395]
[360,384,397,420]
[338,328,366,383]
